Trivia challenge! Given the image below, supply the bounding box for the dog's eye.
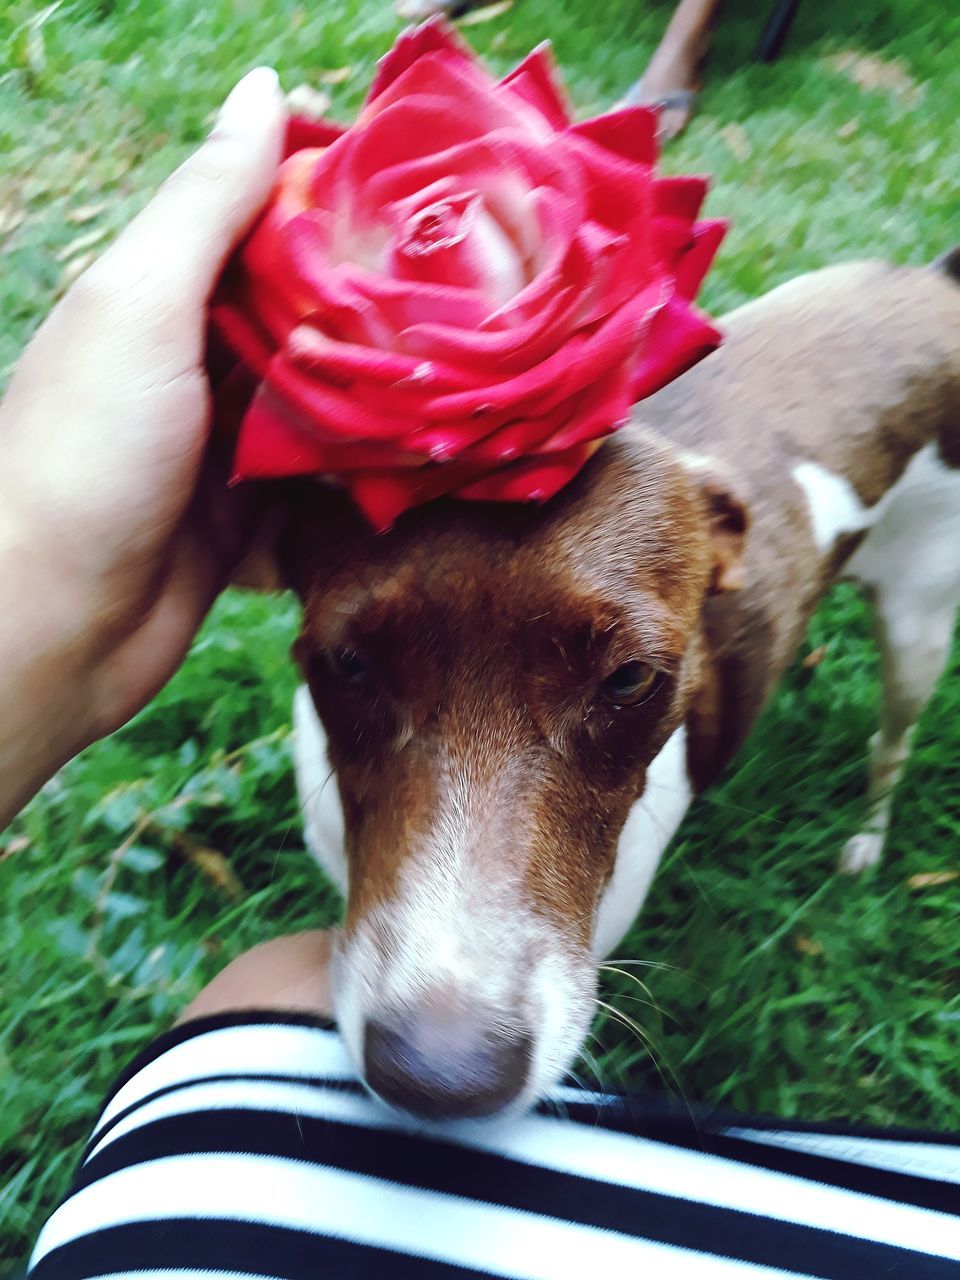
[328,647,370,686]
[599,661,660,707]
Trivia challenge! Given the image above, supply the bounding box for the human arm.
[0,67,285,827]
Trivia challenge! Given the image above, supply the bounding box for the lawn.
[2,0,959,1264]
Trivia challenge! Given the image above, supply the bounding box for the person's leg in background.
[622,0,725,141]
[392,0,723,143]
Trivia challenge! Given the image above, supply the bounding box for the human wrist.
[0,498,95,827]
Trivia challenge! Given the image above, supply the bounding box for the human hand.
[0,67,286,826]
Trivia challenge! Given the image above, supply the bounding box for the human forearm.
[0,504,94,827]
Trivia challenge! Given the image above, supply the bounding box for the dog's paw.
[839,831,884,875]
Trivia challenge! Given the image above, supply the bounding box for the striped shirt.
[28,1013,960,1278]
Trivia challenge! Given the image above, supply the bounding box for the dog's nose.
[364,1005,532,1119]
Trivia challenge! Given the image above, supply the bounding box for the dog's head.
[269,427,747,1117]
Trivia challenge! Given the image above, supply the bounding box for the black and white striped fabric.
[29,1013,960,1278]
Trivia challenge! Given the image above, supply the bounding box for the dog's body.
[285,254,960,1117]
[636,253,960,874]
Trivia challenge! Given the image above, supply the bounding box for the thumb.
[96,67,286,317]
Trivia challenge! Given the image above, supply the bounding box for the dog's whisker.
[697,792,788,823]
[594,1000,666,1086]
[593,997,691,1118]
[575,1045,606,1095]
[600,995,702,1140]
[635,794,674,845]
[668,845,721,915]
[598,963,663,1014]
[584,1029,616,1079]
[602,956,688,975]
[296,766,337,818]
[599,962,657,1002]
[585,1026,609,1055]
[582,1029,632,1097]
[604,990,686,1030]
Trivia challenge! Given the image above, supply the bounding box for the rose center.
[399,194,479,258]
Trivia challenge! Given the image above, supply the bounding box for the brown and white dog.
[262,252,960,1119]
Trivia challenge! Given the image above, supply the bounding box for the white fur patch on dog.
[293,685,348,895]
[792,461,872,551]
[593,725,691,958]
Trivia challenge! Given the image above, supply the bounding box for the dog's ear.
[701,471,749,594]
[229,481,366,595]
[229,505,291,592]
[679,454,750,594]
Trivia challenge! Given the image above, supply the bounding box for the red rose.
[209,19,725,530]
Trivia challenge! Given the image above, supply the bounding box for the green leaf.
[103,892,147,922]
[123,845,164,874]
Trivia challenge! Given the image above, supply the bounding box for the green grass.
[2,0,959,1263]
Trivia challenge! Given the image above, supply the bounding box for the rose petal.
[243,205,334,313]
[346,462,476,530]
[481,185,585,323]
[365,17,473,105]
[571,220,645,327]
[396,282,578,373]
[249,209,495,345]
[265,351,421,440]
[653,214,703,277]
[234,392,341,478]
[235,392,433,481]
[560,130,654,234]
[349,96,497,205]
[391,189,589,369]
[674,218,727,300]
[412,281,660,421]
[457,442,597,504]
[284,114,349,158]
[400,403,536,461]
[245,210,386,345]
[653,174,710,222]
[569,106,659,167]
[531,363,633,453]
[390,193,526,306]
[499,43,571,131]
[287,323,489,394]
[362,54,533,138]
[351,268,492,333]
[363,128,573,230]
[457,399,572,464]
[210,300,275,377]
[630,295,723,401]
